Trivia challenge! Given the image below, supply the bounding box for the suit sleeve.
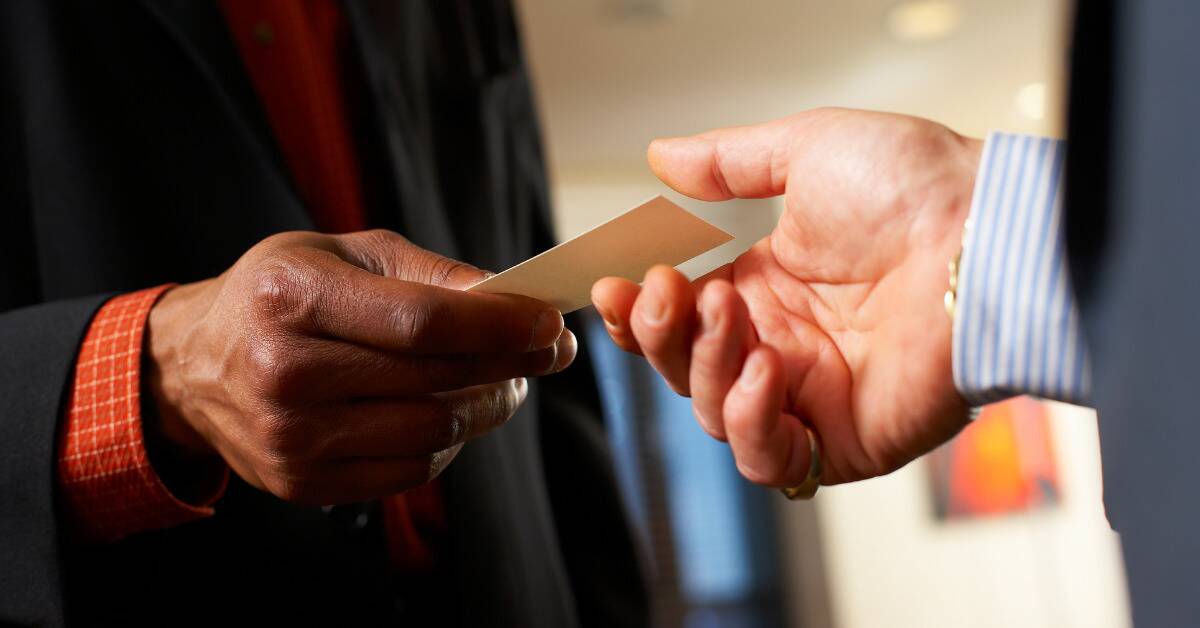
[952,132,1092,406]
[0,286,236,625]
[0,296,107,625]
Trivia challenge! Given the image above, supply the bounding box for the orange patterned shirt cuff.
[58,286,230,544]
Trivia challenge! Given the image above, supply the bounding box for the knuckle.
[426,257,475,288]
[257,422,294,461]
[359,228,409,249]
[860,444,906,480]
[253,231,317,256]
[254,408,318,464]
[488,381,524,420]
[348,229,411,276]
[244,339,303,400]
[250,257,319,325]
[693,341,720,368]
[380,237,478,287]
[401,248,476,287]
[431,384,519,447]
[390,297,444,348]
[691,343,723,379]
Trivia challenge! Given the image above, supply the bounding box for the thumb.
[335,229,491,289]
[647,112,821,201]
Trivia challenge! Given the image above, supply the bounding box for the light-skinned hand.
[593,108,981,487]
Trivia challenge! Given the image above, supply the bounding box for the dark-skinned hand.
[146,229,574,505]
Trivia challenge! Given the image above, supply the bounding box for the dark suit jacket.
[1068,1,1200,625]
[0,1,647,626]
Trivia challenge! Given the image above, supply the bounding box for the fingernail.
[530,309,564,351]
[595,304,617,327]
[740,354,765,389]
[642,290,667,325]
[554,329,578,371]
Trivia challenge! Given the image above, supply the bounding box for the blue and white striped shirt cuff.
[952,132,1091,407]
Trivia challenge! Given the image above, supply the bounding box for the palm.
[723,111,978,481]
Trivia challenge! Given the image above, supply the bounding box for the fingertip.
[737,345,782,394]
[632,265,698,397]
[689,280,752,442]
[722,344,790,484]
[637,265,693,328]
[591,277,642,355]
[692,403,728,442]
[606,321,644,356]
[646,136,730,201]
[591,277,639,325]
[698,279,738,321]
[553,328,578,372]
[643,263,688,285]
[632,266,695,347]
[529,307,565,351]
[646,137,674,184]
[699,277,732,299]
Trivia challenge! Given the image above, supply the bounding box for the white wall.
[810,403,1129,628]
[519,0,1072,179]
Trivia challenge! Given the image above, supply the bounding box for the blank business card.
[468,195,733,313]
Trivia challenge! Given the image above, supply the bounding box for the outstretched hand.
[592,108,982,487]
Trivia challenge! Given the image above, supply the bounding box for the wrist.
[941,133,983,410]
[145,280,219,462]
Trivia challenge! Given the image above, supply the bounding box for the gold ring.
[780,424,822,500]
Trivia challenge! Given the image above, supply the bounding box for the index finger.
[258,253,564,355]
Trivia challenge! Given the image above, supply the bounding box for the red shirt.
[57,0,440,570]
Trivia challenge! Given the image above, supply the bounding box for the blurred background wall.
[514,1,1130,626]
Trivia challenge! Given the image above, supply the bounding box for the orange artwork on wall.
[927,396,1060,520]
